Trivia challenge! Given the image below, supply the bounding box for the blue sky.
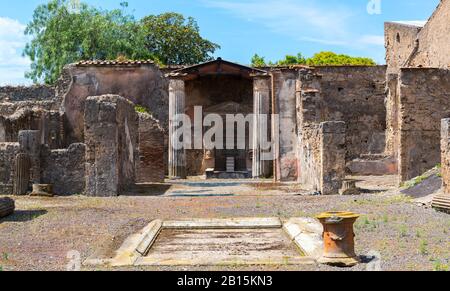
[0,0,441,85]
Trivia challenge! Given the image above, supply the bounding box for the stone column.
[168,79,187,179]
[320,121,346,195]
[252,76,271,178]
[13,153,31,195]
[18,130,41,184]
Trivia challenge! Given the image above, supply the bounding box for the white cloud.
[0,17,31,85]
[203,0,352,41]
[202,0,384,50]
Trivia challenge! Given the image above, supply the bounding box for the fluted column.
[13,153,31,195]
[252,76,271,178]
[168,79,187,179]
[18,130,41,184]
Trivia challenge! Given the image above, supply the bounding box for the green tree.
[277,53,307,66]
[141,13,220,65]
[251,54,266,67]
[24,0,151,84]
[24,1,220,84]
[251,51,376,67]
[306,51,376,66]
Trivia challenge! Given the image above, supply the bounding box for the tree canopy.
[141,13,219,66]
[251,51,376,67]
[24,0,220,84]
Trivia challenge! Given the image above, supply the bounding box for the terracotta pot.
[316,211,360,267]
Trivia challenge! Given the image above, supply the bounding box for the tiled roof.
[75,60,155,66]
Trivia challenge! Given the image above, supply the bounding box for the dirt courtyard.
[0,176,449,271]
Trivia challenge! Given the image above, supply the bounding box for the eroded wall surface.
[0,142,20,194]
[62,64,168,145]
[409,0,450,68]
[314,66,387,161]
[296,70,346,195]
[0,85,55,103]
[41,143,86,195]
[84,95,139,197]
[137,112,165,183]
[398,68,450,181]
[384,22,422,75]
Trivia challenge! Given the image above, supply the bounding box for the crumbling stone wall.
[0,142,20,194]
[398,68,450,181]
[0,85,55,102]
[409,0,450,68]
[0,108,64,149]
[136,112,165,183]
[272,69,298,181]
[84,95,139,197]
[384,22,422,75]
[62,64,168,145]
[296,70,346,195]
[41,143,86,196]
[314,66,387,161]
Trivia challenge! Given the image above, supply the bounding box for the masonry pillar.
[18,130,41,185]
[13,153,31,195]
[84,95,138,197]
[168,79,187,179]
[320,121,346,195]
[252,76,272,178]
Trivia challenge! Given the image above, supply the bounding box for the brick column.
[168,79,187,179]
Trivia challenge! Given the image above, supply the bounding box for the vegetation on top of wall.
[135,105,150,114]
[251,51,377,67]
[24,0,220,84]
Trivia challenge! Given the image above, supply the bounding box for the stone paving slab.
[84,217,319,267]
[135,228,313,266]
[163,217,282,229]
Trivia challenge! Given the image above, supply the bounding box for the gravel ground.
[0,176,449,271]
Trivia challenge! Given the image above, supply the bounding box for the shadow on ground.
[0,210,48,223]
[122,184,172,197]
[401,175,442,198]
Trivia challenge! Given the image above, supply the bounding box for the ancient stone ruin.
[0,0,448,202]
